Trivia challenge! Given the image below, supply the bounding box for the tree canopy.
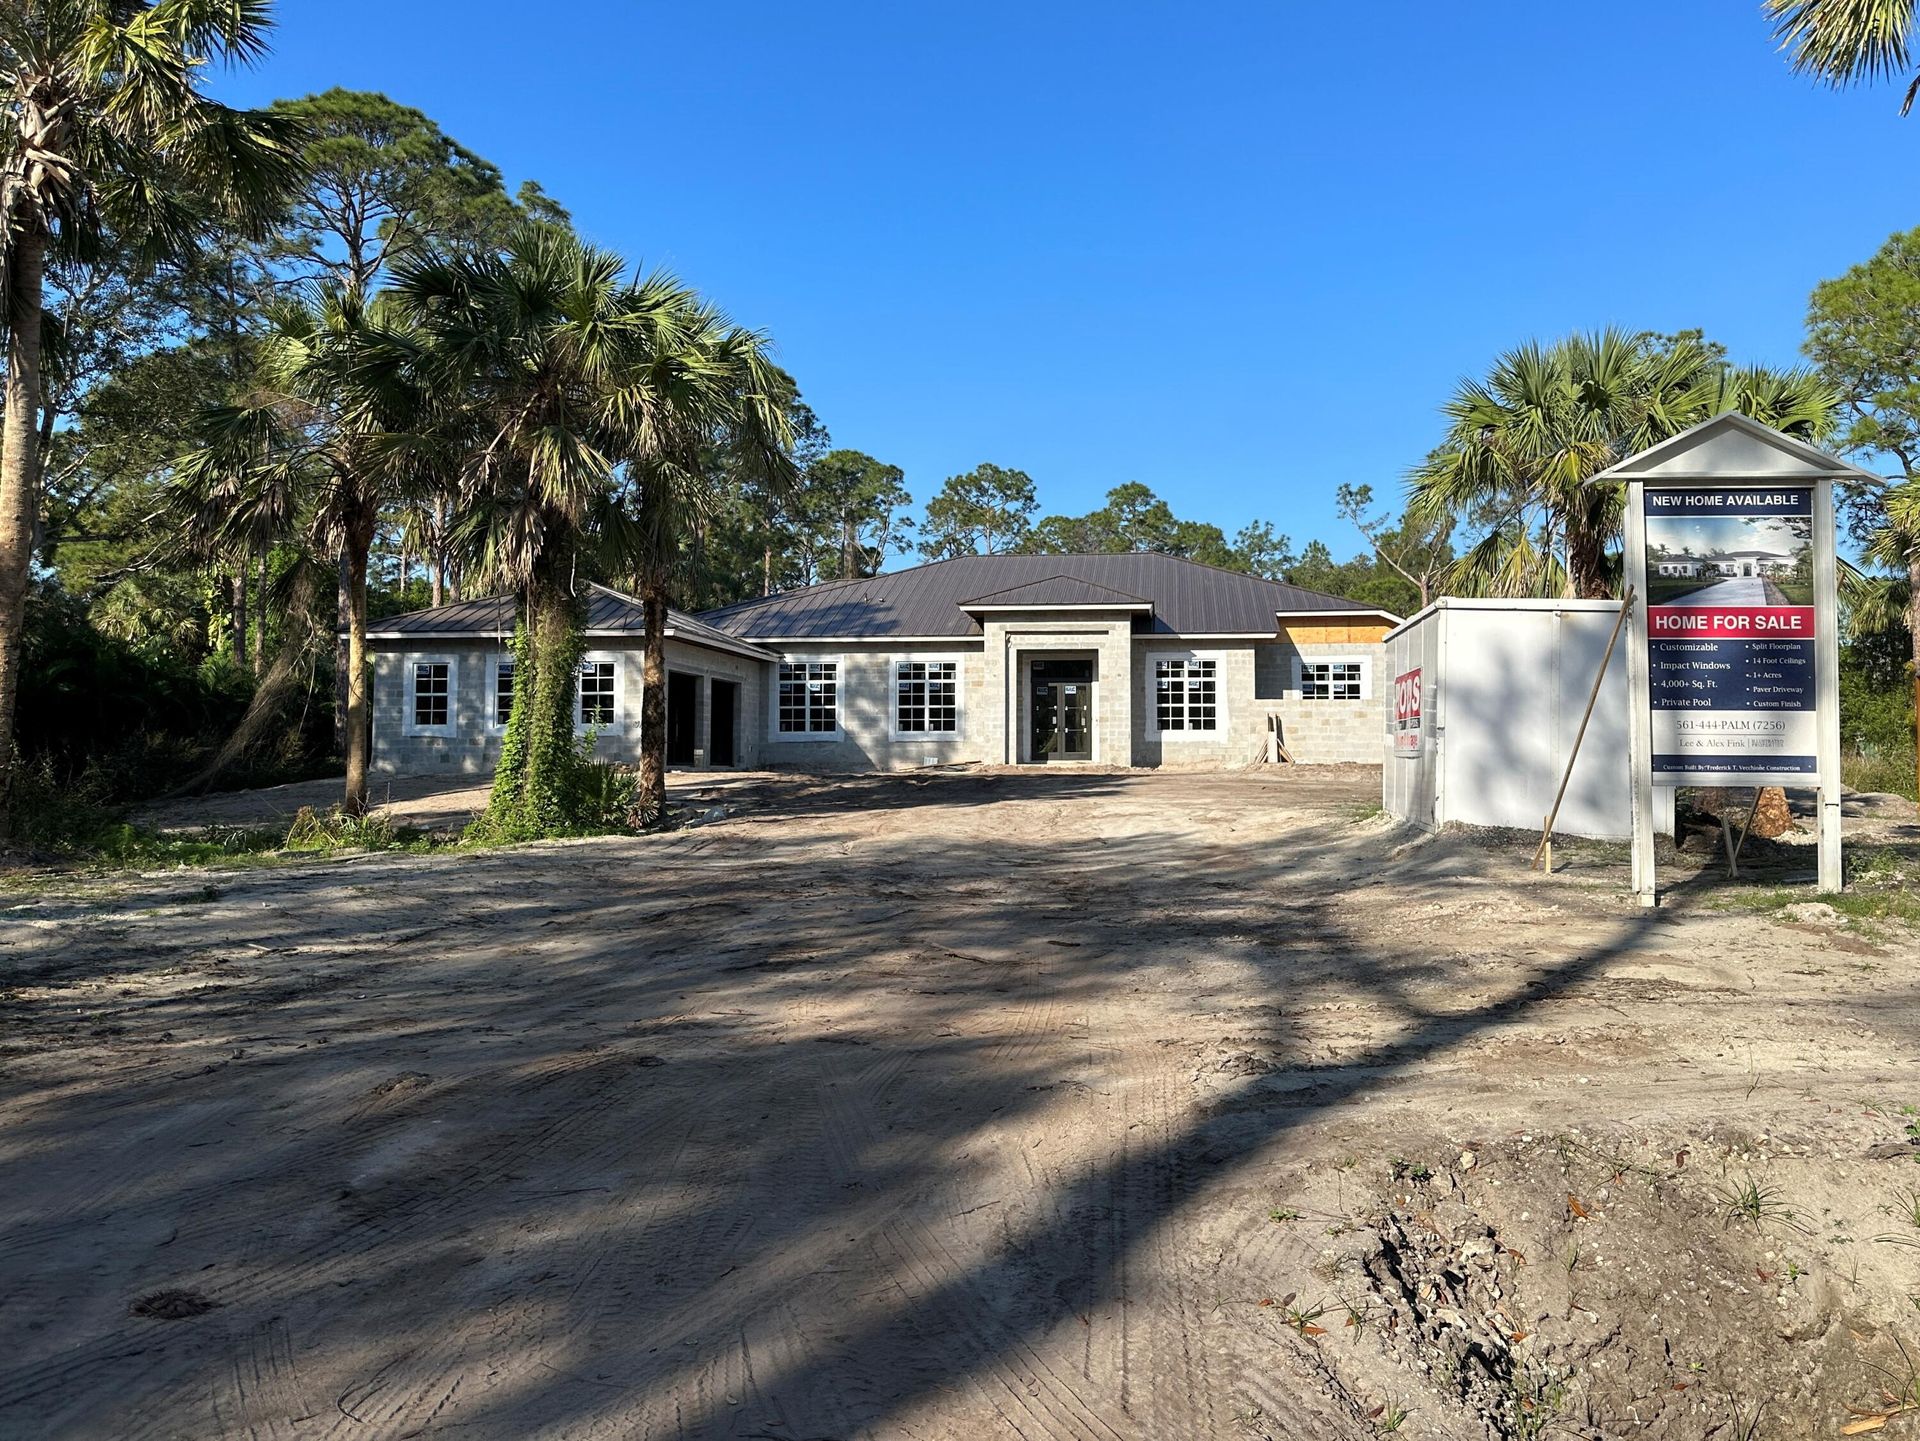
[1411,329,1835,599]
[1804,223,1920,799]
[919,463,1039,559]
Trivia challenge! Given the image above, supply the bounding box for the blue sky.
[217,2,1916,562]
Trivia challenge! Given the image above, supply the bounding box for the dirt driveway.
[4,769,1919,1439]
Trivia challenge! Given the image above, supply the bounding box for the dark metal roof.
[960,575,1153,609]
[362,584,778,660]
[698,553,1392,639]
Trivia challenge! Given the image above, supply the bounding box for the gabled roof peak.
[959,574,1154,610]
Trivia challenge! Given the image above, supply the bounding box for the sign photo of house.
[1645,512,1814,608]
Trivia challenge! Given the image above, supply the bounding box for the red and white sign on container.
[1393,667,1423,755]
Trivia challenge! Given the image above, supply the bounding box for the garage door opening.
[666,672,698,766]
[709,679,738,767]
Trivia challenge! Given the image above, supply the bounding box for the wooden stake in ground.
[1534,588,1635,872]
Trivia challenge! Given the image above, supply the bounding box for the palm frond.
[1769,0,1919,103]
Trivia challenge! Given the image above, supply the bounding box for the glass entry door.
[1029,658,1095,762]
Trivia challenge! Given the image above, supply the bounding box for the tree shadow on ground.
[0,771,1887,1438]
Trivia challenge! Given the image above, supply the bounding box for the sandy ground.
[131,770,849,835]
[4,767,1920,1440]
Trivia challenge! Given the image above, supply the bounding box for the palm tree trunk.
[1566,523,1611,600]
[232,564,249,670]
[432,496,447,608]
[504,567,586,833]
[343,521,375,816]
[1909,554,1920,804]
[334,555,350,758]
[254,550,268,676]
[0,228,49,840]
[638,581,669,825]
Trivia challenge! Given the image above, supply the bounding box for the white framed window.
[1293,655,1371,702]
[774,659,840,738]
[577,654,618,729]
[488,656,516,729]
[893,657,960,737]
[402,655,459,737]
[1149,652,1222,735]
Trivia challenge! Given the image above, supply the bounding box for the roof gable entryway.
[959,575,1154,613]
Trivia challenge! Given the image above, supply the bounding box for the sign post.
[1592,414,1866,905]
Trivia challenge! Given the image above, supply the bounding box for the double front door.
[1029,658,1093,762]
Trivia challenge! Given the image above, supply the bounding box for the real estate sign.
[1641,486,1818,785]
[1601,411,1856,903]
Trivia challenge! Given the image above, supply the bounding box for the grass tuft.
[1714,1174,1805,1233]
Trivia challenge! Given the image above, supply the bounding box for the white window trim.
[401,653,460,738]
[1291,654,1373,702]
[1146,649,1226,738]
[575,650,623,734]
[769,655,844,742]
[486,652,516,731]
[889,653,965,741]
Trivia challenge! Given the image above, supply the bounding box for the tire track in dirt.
[0,1048,670,1434]
[871,1217,1131,1441]
[1116,1060,1221,1439]
[292,1049,741,1441]
[715,963,1134,1440]
[208,1315,313,1441]
[282,977,796,1440]
[603,1042,929,1437]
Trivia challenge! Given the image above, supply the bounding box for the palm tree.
[1411,331,1836,599]
[1768,1,1920,112]
[176,285,431,814]
[0,1,301,837]
[1774,4,1920,798]
[395,228,667,835]
[396,227,793,832]
[618,337,793,824]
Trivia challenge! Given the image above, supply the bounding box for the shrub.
[464,748,647,843]
[284,806,399,851]
[16,582,335,804]
[1843,746,1918,800]
[2,758,277,868]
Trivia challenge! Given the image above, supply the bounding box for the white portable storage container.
[1381,599,1640,839]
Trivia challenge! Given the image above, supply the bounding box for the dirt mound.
[1266,1131,1920,1439]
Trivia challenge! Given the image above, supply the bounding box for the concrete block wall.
[979,618,1135,765]
[660,643,766,770]
[1122,639,1387,766]
[370,638,763,776]
[1263,637,1386,764]
[753,626,1382,772]
[757,642,990,770]
[1130,640,1263,767]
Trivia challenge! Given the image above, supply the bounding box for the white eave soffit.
[1586,411,1880,485]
